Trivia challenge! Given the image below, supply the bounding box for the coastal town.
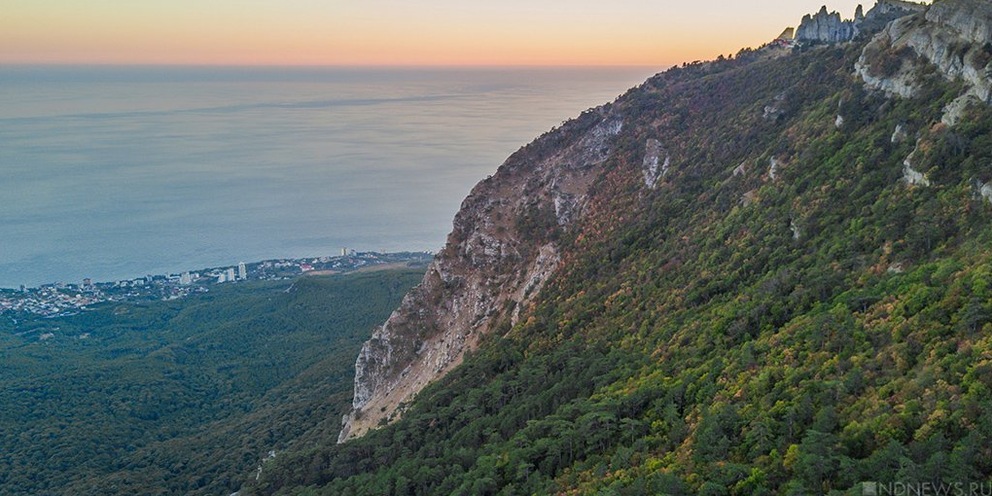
[0,251,433,318]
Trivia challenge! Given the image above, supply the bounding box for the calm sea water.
[0,66,655,288]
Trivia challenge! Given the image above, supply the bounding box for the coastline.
[0,251,432,318]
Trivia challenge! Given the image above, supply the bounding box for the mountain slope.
[339,97,625,441]
[254,1,992,493]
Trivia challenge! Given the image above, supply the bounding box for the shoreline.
[0,251,433,318]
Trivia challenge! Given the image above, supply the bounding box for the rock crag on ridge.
[797,5,860,43]
[795,0,925,44]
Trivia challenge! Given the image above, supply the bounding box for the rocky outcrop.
[902,143,931,187]
[641,139,669,189]
[942,93,980,126]
[797,6,858,43]
[922,0,992,103]
[733,161,747,177]
[762,92,787,120]
[891,123,909,143]
[857,0,992,108]
[927,0,992,46]
[796,1,924,44]
[973,178,992,204]
[338,108,623,442]
[857,0,927,34]
[768,157,781,181]
[854,49,921,99]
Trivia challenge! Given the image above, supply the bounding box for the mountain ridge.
[337,0,973,446]
[252,0,992,493]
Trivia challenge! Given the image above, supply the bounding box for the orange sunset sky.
[2,1,923,67]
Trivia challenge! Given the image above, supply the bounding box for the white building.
[238,262,247,280]
[226,267,236,282]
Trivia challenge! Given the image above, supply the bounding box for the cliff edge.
[338,107,625,441]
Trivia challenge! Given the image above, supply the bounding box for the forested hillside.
[248,5,992,495]
[0,269,423,495]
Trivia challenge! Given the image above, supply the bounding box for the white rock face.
[510,243,560,325]
[553,190,579,226]
[642,138,669,189]
[942,93,979,126]
[835,115,846,128]
[768,157,780,181]
[927,0,992,46]
[891,123,909,143]
[902,146,931,187]
[972,179,992,204]
[980,183,992,202]
[862,0,926,28]
[763,94,785,120]
[855,23,921,99]
[903,161,930,186]
[981,183,992,203]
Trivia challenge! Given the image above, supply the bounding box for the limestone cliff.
[856,0,992,120]
[797,6,858,43]
[857,0,927,33]
[338,107,625,441]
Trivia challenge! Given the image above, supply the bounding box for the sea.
[0,65,656,289]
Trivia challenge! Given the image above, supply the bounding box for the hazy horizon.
[2,1,928,67]
[0,65,654,288]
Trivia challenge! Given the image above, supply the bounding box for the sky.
[1,1,923,67]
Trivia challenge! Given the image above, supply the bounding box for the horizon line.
[0,62,666,70]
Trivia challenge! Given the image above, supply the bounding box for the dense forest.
[0,269,424,495]
[246,30,992,496]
